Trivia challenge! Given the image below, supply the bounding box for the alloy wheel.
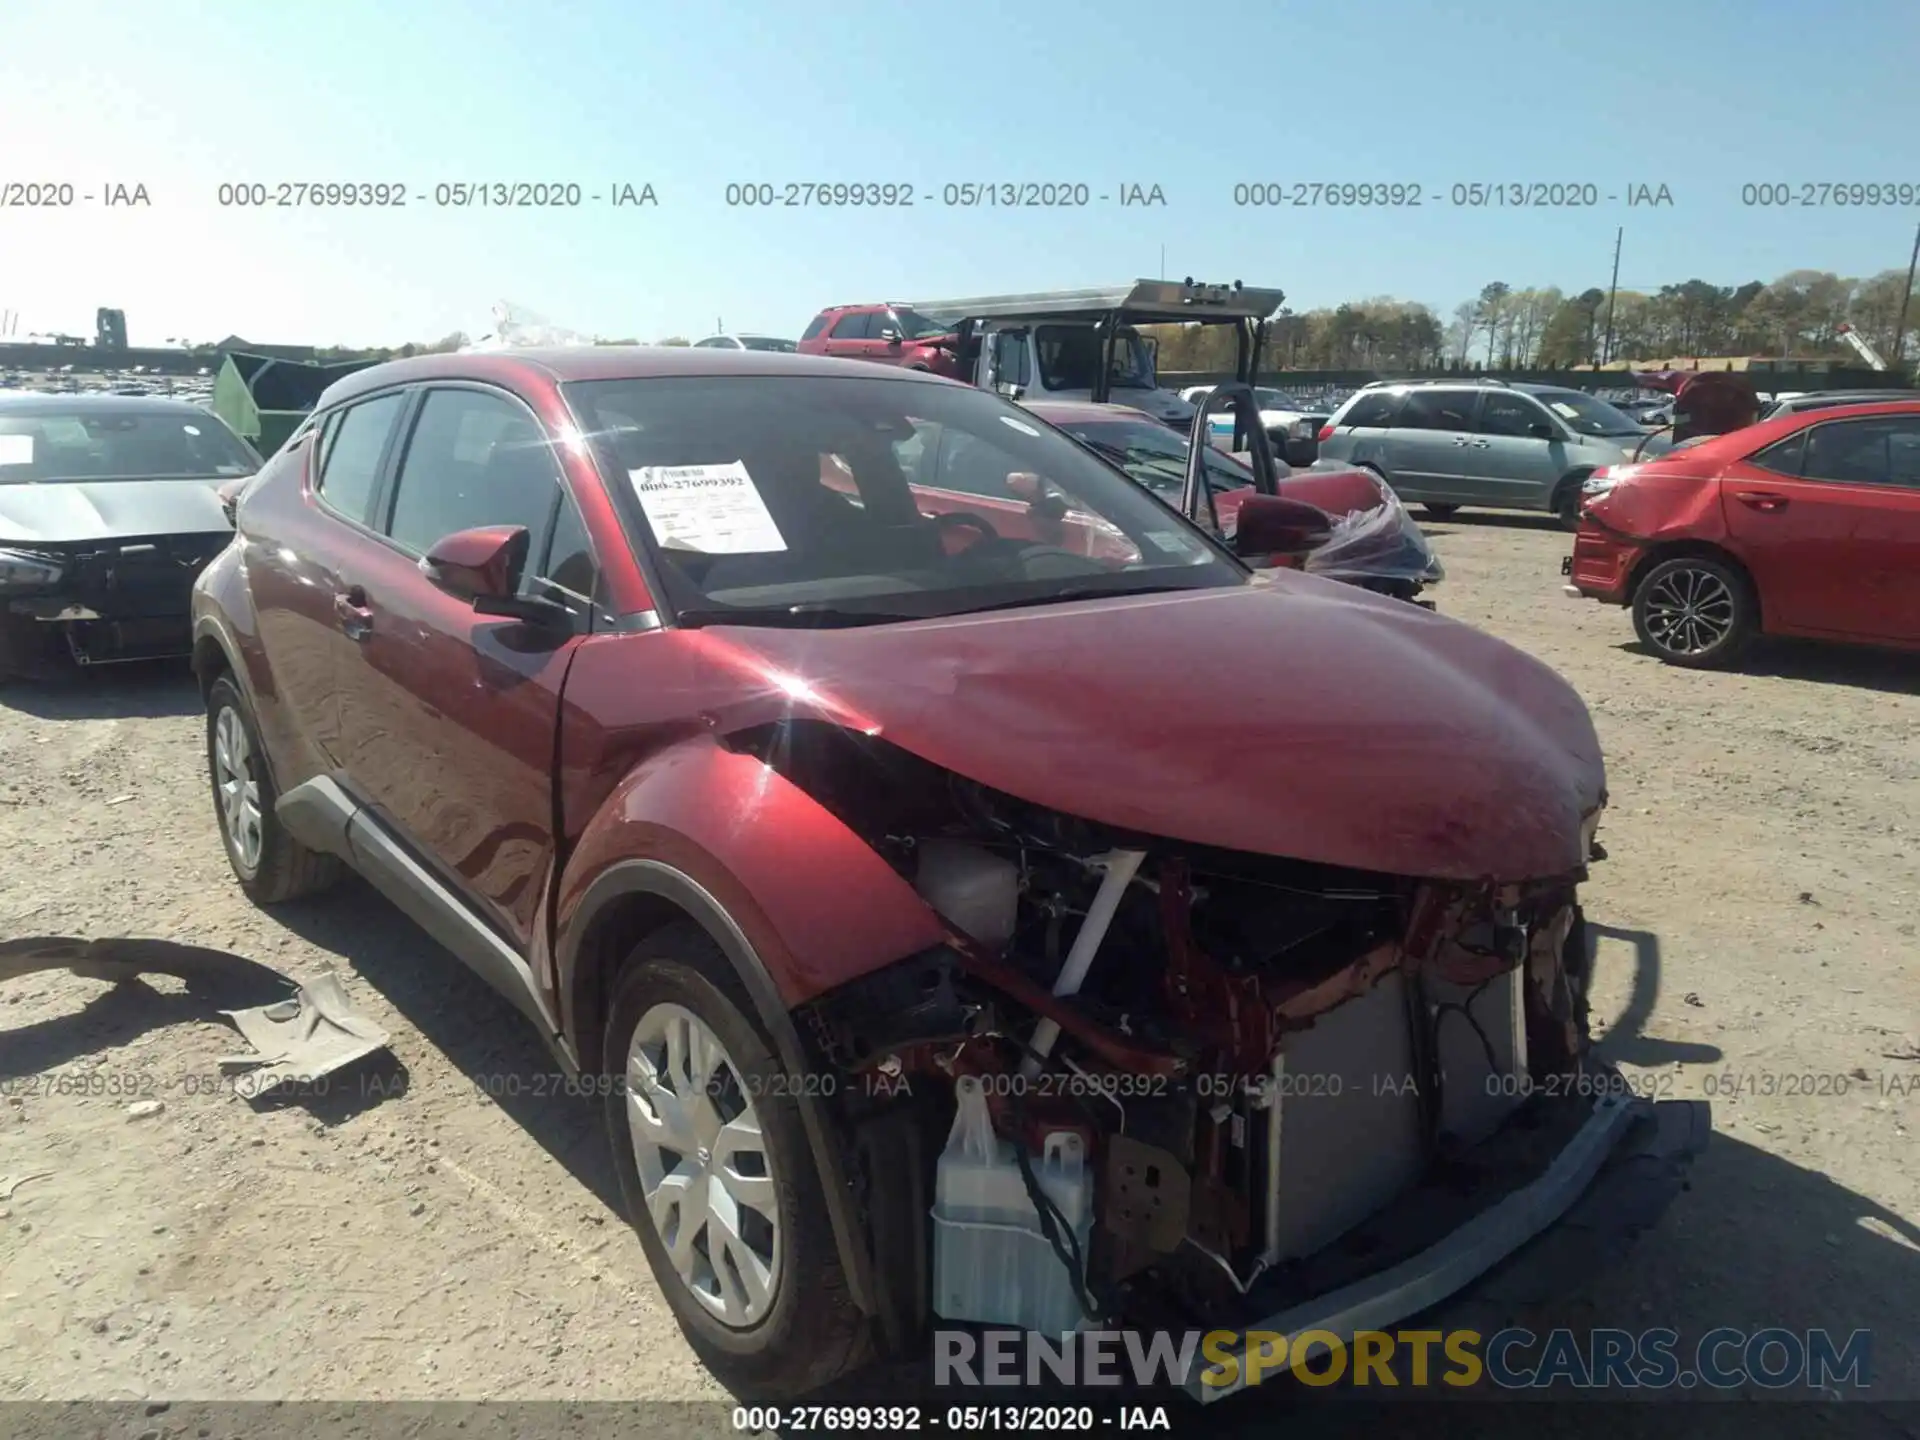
[212,705,264,871]
[625,1001,781,1328]
[1640,565,1736,657]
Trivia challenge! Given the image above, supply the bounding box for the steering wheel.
[930,510,1001,549]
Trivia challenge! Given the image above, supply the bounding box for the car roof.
[1775,389,1920,407]
[316,345,961,409]
[0,391,212,415]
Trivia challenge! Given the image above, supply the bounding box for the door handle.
[1452,436,1471,446]
[1472,438,1490,448]
[334,586,374,640]
[1731,490,1790,513]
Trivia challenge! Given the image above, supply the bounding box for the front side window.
[739,337,798,353]
[889,309,951,341]
[384,388,562,555]
[1799,417,1920,487]
[1534,389,1644,437]
[1060,417,1254,503]
[564,374,1241,626]
[1034,326,1154,392]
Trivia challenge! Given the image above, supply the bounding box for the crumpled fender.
[556,733,946,1009]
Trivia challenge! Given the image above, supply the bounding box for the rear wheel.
[1631,555,1756,669]
[205,672,341,903]
[604,925,868,1398]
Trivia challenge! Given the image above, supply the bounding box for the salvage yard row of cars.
[0,277,1915,1404]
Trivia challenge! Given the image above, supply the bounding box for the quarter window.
[314,393,405,525]
[1749,432,1804,477]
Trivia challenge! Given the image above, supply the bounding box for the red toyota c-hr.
[1566,400,1920,668]
[191,346,1702,1400]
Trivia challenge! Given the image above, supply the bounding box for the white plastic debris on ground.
[461,300,598,351]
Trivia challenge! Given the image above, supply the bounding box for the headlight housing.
[0,548,66,590]
[1581,467,1623,498]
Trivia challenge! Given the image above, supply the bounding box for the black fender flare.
[558,858,878,1318]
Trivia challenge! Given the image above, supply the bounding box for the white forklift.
[908,278,1286,438]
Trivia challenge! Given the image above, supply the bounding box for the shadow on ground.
[267,877,623,1210]
[0,660,201,720]
[1615,638,1919,697]
[1421,510,1567,535]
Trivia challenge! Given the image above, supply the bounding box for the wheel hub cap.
[626,1002,781,1328]
[1643,567,1734,656]
[212,705,264,870]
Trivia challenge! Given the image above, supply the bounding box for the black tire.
[1421,503,1461,520]
[204,672,342,903]
[1630,555,1757,670]
[1552,476,1588,532]
[603,925,868,1399]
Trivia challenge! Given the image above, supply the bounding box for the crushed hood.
[712,579,1605,882]
[0,478,231,545]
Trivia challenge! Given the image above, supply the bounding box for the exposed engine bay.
[735,719,1610,1345]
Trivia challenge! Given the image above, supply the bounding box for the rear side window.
[315,392,405,525]
[1750,431,1804,477]
[1397,390,1477,432]
[801,313,832,341]
[830,311,873,340]
[1336,391,1403,428]
[384,388,563,554]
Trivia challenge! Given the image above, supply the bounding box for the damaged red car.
[191,347,1707,1402]
[1567,399,1920,668]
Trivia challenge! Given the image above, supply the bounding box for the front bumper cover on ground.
[1187,1094,1710,1401]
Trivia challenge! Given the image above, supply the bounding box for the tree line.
[1144,266,1918,374]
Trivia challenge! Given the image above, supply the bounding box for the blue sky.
[3,0,1917,347]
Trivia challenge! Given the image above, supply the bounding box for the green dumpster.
[211,351,378,458]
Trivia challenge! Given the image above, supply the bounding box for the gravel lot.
[1,515,1916,1414]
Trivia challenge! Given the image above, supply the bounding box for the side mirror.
[216,474,253,527]
[1006,471,1068,521]
[1527,422,1558,441]
[879,328,901,345]
[1228,494,1333,561]
[419,525,565,624]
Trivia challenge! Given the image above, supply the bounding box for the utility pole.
[1890,220,1920,376]
[1600,227,1623,366]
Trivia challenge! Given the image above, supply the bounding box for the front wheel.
[604,926,868,1398]
[1631,555,1756,669]
[1552,478,1588,531]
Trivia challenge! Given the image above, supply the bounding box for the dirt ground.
[1,514,1916,1414]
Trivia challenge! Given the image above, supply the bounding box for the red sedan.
[1565,400,1920,667]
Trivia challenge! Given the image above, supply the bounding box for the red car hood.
[706,577,1604,881]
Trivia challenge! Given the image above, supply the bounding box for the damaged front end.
[0,533,229,672]
[743,720,1707,1396]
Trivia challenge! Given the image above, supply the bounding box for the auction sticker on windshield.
[0,434,34,465]
[1549,402,1582,419]
[629,461,788,553]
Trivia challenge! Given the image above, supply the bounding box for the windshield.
[1253,388,1304,411]
[563,375,1240,625]
[1534,389,1645,437]
[1035,325,1156,393]
[0,407,260,483]
[890,309,951,341]
[739,337,798,353]
[1055,417,1254,502]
